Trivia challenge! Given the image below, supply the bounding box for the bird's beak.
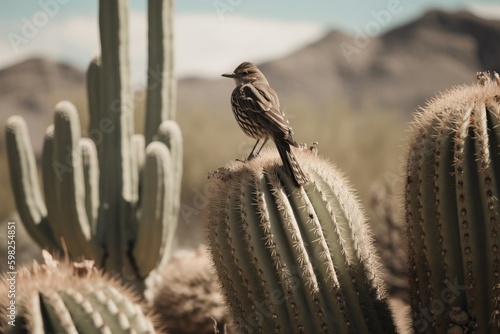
[222,72,236,78]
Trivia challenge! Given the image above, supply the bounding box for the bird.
[222,61,308,187]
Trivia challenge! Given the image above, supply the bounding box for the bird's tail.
[275,139,308,187]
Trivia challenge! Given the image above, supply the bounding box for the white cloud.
[174,13,325,79]
[466,3,500,20]
[0,13,100,72]
[0,11,325,83]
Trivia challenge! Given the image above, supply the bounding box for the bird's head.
[222,62,268,86]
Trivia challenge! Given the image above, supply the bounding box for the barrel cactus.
[0,252,157,333]
[205,147,397,333]
[151,245,233,334]
[5,0,180,294]
[404,72,500,333]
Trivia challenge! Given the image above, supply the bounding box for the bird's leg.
[254,137,269,156]
[247,138,268,160]
[236,139,260,162]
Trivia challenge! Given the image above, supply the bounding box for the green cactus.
[205,148,396,333]
[0,252,157,333]
[5,0,181,294]
[404,72,500,333]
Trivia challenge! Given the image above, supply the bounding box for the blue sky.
[1,0,499,83]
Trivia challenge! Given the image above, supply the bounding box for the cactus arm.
[86,56,101,150]
[5,116,57,249]
[131,134,145,198]
[80,138,100,235]
[132,134,146,175]
[155,120,182,265]
[145,0,175,144]
[41,125,68,253]
[97,0,136,276]
[133,142,173,277]
[51,101,101,260]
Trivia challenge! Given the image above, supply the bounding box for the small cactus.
[404,72,500,333]
[205,148,396,333]
[151,245,233,334]
[0,252,157,333]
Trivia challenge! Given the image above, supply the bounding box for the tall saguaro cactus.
[404,72,500,333]
[5,0,181,294]
[206,149,396,333]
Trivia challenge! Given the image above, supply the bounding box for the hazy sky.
[1,0,499,83]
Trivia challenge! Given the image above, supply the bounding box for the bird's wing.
[237,83,294,141]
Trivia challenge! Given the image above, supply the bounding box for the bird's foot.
[235,153,259,163]
[246,153,257,161]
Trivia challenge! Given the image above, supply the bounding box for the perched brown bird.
[222,61,308,186]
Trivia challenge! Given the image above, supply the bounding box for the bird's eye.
[243,70,249,75]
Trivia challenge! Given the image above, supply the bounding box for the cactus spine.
[0,252,156,333]
[5,0,181,294]
[404,72,500,333]
[206,149,396,333]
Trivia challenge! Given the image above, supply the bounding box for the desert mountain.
[0,57,84,154]
[179,10,500,113]
[2,10,500,155]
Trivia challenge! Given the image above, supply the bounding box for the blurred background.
[0,0,499,295]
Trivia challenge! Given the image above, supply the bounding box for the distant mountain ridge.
[179,10,500,113]
[0,57,84,154]
[2,10,500,155]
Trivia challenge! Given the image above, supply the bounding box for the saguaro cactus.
[5,0,181,294]
[0,252,156,333]
[404,72,500,333]
[206,148,396,333]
